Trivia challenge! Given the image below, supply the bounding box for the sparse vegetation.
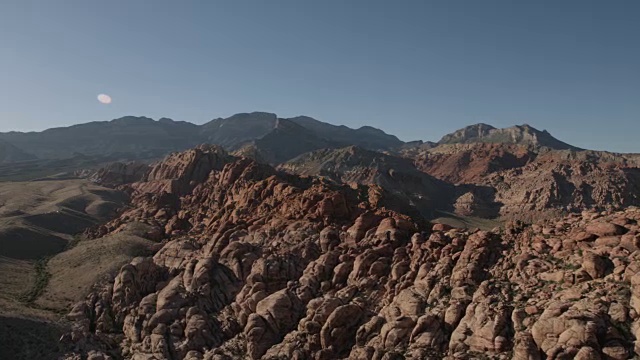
[19,258,51,304]
[65,234,84,251]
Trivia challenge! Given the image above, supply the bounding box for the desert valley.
[1,113,640,360]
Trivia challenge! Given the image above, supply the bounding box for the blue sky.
[0,1,638,152]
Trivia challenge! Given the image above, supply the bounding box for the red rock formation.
[414,143,535,184]
[410,143,640,221]
[63,146,640,360]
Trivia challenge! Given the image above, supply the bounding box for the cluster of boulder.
[63,145,640,359]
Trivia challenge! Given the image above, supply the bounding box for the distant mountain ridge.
[0,112,404,164]
[0,116,200,160]
[0,114,607,177]
[233,118,340,164]
[288,116,403,150]
[438,123,581,150]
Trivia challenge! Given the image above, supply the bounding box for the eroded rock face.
[410,143,640,221]
[62,147,640,360]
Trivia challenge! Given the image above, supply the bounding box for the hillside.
[0,179,158,359]
[288,116,404,150]
[198,112,279,150]
[234,119,341,164]
[0,139,36,164]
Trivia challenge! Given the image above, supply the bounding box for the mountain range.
[2,111,639,222]
[0,112,590,166]
[0,112,403,163]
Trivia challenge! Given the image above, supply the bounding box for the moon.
[97,94,112,104]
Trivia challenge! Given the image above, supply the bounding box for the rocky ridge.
[60,145,640,360]
[437,123,580,150]
[409,143,640,221]
[278,146,454,219]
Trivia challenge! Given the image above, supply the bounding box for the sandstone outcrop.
[410,143,640,221]
[62,147,640,359]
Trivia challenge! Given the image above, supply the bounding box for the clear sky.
[1,1,638,152]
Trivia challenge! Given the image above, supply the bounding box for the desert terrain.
[0,115,639,360]
[0,179,158,359]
